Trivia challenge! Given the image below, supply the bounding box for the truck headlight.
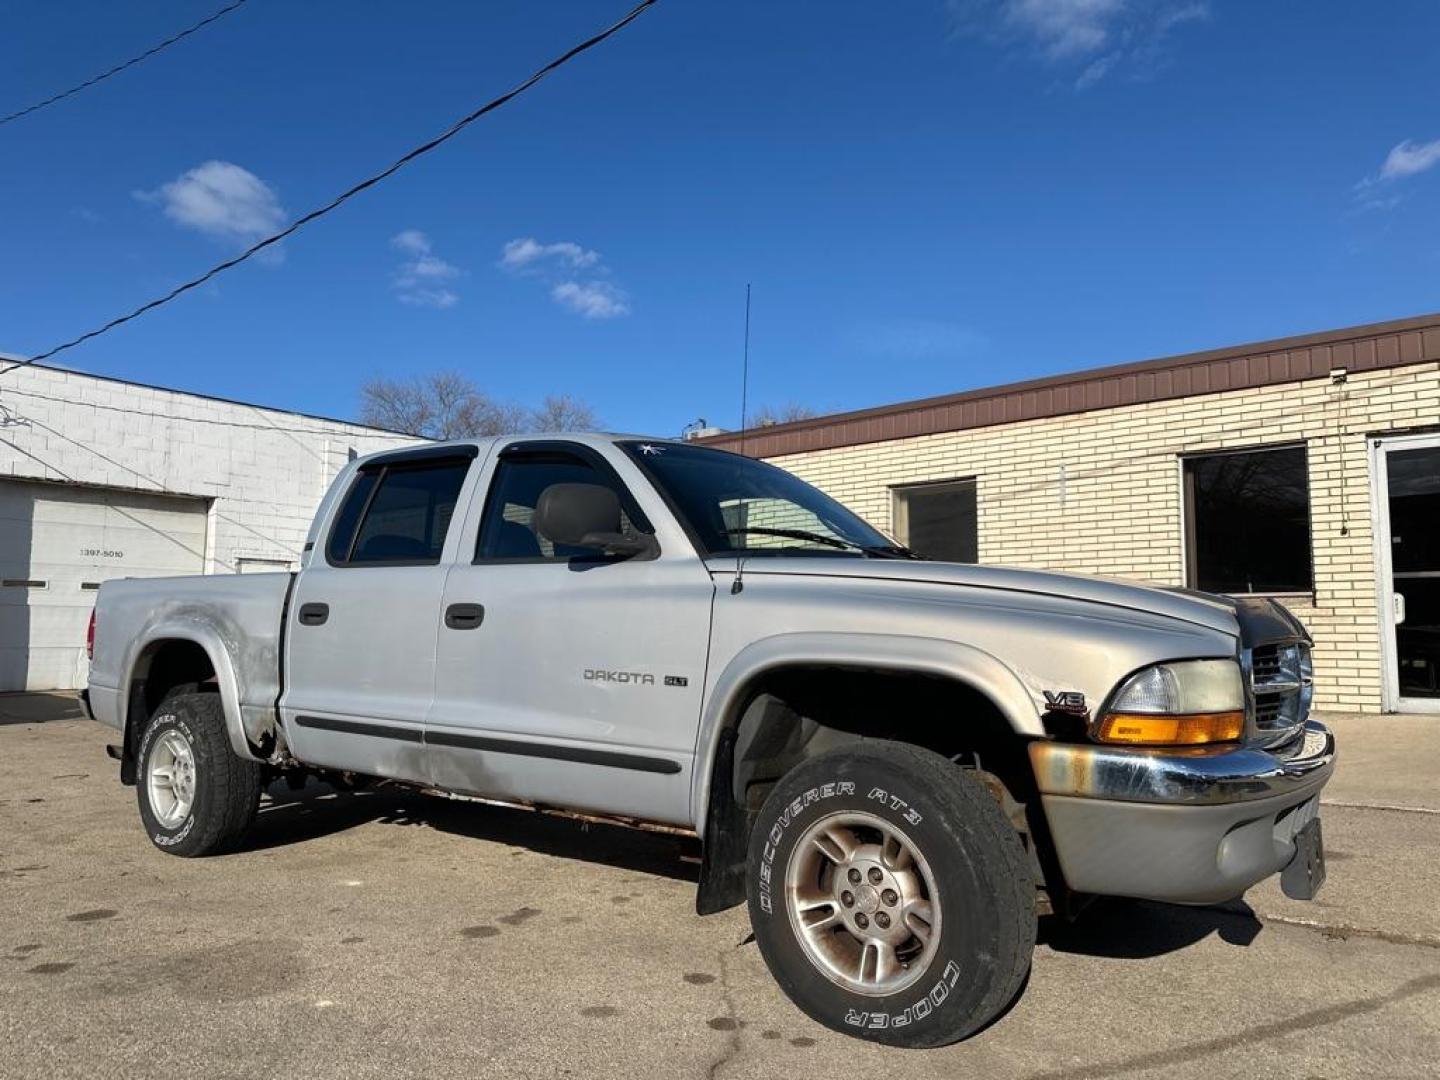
[1095,660,1245,746]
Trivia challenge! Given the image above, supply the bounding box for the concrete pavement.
[1,708,1437,1079]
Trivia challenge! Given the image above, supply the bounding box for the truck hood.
[709,557,1249,637]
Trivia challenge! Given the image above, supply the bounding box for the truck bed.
[87,571,295,751]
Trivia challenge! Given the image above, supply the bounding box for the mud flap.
[1281,817,1326,900]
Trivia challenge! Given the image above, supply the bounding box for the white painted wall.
[0,363,418,575]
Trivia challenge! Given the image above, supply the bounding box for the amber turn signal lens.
[1095,711,1244,746]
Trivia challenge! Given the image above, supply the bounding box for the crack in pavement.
[1020,973,1440,1080]
[1258,913,1440,950]
[704,951,743,1080]
[1321,799,1440,816]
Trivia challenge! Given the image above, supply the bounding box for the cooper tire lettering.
[745,744,1035,1048]
[135,689,261,859]
[755,776,868,921]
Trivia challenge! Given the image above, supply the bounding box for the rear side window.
[327,459,471,566]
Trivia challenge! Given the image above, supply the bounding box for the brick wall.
[762,362,1440,712]
[0,364,417,572]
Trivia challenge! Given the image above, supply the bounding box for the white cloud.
[950,0,1208,88]
[138,161,285,243]
[552,281,629,320]
[391,229,431,256]
[1074,52,1118,89]
[1378,138,1440,182]
[390,229,462,309]
[500,237,630,319]
[499,237,601,272]
[1005,0,1125,58]
[1353,137,1440,212]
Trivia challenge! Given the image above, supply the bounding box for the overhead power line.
[0,0,250,129]
[1,0,659,378]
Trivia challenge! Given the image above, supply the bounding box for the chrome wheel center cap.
[853,883,880,915]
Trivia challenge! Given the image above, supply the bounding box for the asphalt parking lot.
[2,702,1438,1079]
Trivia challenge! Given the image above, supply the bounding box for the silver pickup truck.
[84,434,1334,1047]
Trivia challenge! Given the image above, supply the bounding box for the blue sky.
[2,1,1438,435]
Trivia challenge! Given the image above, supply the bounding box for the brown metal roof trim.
[699,313,1440,458]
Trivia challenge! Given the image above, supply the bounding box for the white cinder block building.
[701,315,1440,715]
[0,361,416,691]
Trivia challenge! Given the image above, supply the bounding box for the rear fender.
[121,622,263,762]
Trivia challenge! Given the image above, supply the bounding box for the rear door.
[281,445,482,779]
[427,440,714,824]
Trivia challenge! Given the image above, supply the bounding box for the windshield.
[620,440,896,557]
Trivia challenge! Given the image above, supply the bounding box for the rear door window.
[328,458,471,566]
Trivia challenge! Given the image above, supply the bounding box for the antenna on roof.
[732,284,752,595]
[739,283,752,455]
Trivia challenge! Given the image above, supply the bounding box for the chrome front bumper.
[1030,722,1335,904]
[1029,721,1335,806]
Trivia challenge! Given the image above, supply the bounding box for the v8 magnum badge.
[1043,690,1088,716]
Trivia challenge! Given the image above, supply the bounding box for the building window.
[892,479,978,563]
[1183,445,1313,594]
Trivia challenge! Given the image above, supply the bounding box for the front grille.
[1247,642,1313,744]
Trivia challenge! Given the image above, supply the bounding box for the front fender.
[121,621,261,762]
[689,632,1043,834]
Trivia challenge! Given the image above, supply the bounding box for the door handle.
[297,602,329,627]
[1394,593,1406,626]
[444,603,485,630]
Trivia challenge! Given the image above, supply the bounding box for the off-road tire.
[746,741,1036,1048]
[136,689,262,857]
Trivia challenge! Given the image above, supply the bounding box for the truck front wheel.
[746,742,1036,1047]
[136,689,262,857]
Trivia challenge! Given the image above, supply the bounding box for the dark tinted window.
[621,441,890,557]
[1388,447,1440,573]
[893,480,977,563]
[329,459,470,565]
[477,452,643,561]
[326,469,379,564]
[1185,446,1312,593]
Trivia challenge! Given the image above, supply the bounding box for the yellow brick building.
[701,315,1440,714]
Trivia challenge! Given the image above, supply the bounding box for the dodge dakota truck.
[84,434,1334,1047]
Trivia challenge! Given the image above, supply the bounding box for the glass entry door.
[1376,435,1440,712]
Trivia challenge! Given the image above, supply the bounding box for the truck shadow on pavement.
[247,779,1267,962]
[1039,894,1262,958]
[246,778,701,884]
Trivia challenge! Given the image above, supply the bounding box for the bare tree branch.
[358,374,600,439]
[750,402,819,427]
[530,393,600,432]
[359,372,527,438]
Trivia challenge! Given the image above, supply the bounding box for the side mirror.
[534,483,658,558]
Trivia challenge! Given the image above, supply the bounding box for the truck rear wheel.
[136,689,262,857]
[746,742,1035,1047]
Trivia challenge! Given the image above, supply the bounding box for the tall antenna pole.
[732,283,753,595]
[739,282,752,454]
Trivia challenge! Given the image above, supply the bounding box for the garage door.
[0,481,208,691]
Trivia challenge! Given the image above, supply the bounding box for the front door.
[1374,434,1440,713]
[427,441,714,825]
[282,447,482,776]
